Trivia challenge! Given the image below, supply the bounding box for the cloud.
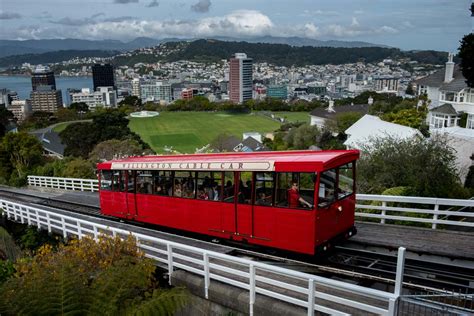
[354,10,364,15]
[103,16,136,22]
[191,0,211,13]
[50,17,96,26]
[113,0,138,3]
[146,0,159,7]
[2,10,399,41]
[0,11,21,20]
[92,13,105,19]
[301,10,339,17]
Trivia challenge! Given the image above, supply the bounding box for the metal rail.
[27,176,474,230]
[0,198,405,316]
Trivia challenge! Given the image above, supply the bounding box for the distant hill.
[0,38,161,58]
[0,36,387,58]
[214,36,388,48]
[0,50,119,68]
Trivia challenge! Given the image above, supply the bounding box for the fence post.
[308,279,315,316]
[381,201,387,224]
[204,253,210,299]
[394,247,406,296]
[249,264,256,316]
[432,204,439,229]
[167,244,173,285]
[47,213,52,234]
[77,222,82,239]
[61,217,67,239]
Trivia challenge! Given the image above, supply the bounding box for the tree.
[210,133,233,152]
[89,139,147,162]
[357,135,469,198]
[285,124,321,149]
[459,33,474,88]
[69,102,89,113]
[1,132,44,183]
[405,82,415,95]
[62,158,95,179]
[327,112,363,134]
[0,235,187,315]
[60,122,100,158]
[0,108,14,137]
[119,95,142,108]
[381,108,427,129]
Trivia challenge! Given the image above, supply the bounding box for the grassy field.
[52,122,73,133]
[128,111,310,153]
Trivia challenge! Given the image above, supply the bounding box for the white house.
[416,53,474,130]
[344,114,422,149]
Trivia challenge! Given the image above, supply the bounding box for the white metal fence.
[356,194,474,230]
[0,198,405,316]
[28,175,99,192]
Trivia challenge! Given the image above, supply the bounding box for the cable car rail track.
[0,188,473,296]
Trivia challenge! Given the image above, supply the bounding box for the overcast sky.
[0,0,472,51]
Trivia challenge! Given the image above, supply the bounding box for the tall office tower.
[229,53,253,103]
[31,65,56,91]
[92,64,115,91]
[131,78,141,98]
[30,90,63,113]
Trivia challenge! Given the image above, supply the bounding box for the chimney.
[444,52,454,83]
[368,96,374,105]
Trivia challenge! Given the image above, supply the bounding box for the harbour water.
[0,75,93,102]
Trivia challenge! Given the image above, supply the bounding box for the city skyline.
[0,0,471,51]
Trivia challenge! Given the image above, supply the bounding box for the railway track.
[1,187,473,296]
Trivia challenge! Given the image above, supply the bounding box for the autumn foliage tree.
[0,235,187,315]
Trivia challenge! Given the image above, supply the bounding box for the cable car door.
[235,172,253,238]
[126,170,138,219]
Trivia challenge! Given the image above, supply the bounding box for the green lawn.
[128,111,309,153]
[52,122,73,133]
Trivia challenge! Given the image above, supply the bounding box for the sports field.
[128,111,310,153]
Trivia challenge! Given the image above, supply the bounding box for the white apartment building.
[140,81,172,103]
[71,87,117,110]
[8,100,32,122]
[131,78,141,99]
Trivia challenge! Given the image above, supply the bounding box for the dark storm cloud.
[0,12,21,19]
[191,0,211,13]
[113,0,138,4]
[146,0,159,8]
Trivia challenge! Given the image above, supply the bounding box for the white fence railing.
[28,175,98,192]
[0,198,404,316]
[356,194,474,230]
[26,175,474,230]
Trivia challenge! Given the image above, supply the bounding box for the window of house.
[467,115,474,129]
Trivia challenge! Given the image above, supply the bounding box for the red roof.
[97,150,359,172]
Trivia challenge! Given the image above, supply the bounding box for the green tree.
[89,139,147,162]
[1,132,44,183]
[62,158,95,179]
[210,133,234,152]
[60,122,99,158]
[381,108,427,129]
[69,102,89,113]
[119,95,142,108]
[327,112,363,134]
[357,135,469,198]
[285,124,321,149]
[0,108,14,137]
[0,235,187,315]
[459,32,474,88]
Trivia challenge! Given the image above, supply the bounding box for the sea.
[0,75,93,103]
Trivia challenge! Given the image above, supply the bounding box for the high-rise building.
[267,85,288,100]
[131,78,141,99]
[30,90,63,112]
[71,87,117,111]
[229,53,253,103]
[141,81,172,103]
[31,65,56,91]
[92,64,115,91]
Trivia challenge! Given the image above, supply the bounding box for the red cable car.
[97,150,359,255]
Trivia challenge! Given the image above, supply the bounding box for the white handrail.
[28,175,99,192]
[0,198,402,316]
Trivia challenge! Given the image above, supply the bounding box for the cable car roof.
[97,150,359,172]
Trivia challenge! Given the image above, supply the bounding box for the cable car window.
[238,172,252,204]
[136,171,153,195]
[318,169,336,208]
[298,173,315,209]
[100,170,112,191]
[127,171,135,193]
[112,171,121,191]
[196,172,222,201]
[254,172,274,206]
[120,171,126,192]
[338,163,354,199]
[153,171,172,196]
[276,172,294,207]
[174,171,194,198]
[223,172,235,203]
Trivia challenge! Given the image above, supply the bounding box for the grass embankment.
[128,111,309,153]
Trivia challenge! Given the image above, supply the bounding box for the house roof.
[309,104,369,119]
[344,114,422,149]
[241,136,269,152]
[415,65,467,92]
[30,130,65,157]
[430,103,458,115]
